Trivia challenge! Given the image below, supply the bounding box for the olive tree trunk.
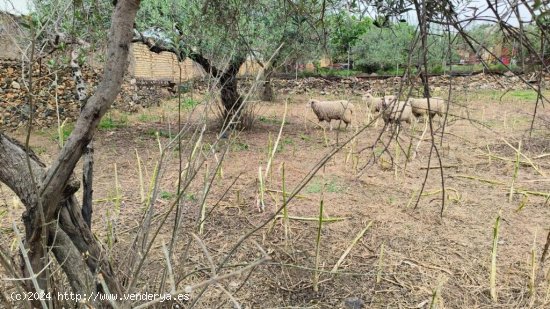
[261,68,275,101]
[219,60,246,124]
[189,53,246,126]
[0,0,139,301]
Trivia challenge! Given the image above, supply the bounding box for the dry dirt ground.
[1,87,550,308]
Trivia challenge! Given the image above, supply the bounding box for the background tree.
[352,21,415,73]
[135,0,259,127]
[136,0,326,110]
[326,11,371,69]
[253,0,325,101]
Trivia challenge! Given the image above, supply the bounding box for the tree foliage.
[326,11,371,62]
[29,0,112,61]
[136,0,326,112]
[352,21,415,71]
[136,0,324,68]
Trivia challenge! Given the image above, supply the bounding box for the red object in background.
[501,47,511,65]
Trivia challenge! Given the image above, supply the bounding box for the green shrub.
[430,64,444,74]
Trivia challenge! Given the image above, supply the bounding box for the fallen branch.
[451,174,506,185]
[502,138,546,177]
[274,214,347,222]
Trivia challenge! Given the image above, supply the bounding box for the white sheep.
[380,97,414,125]
[408,97,447,118]
[362,92,381,111]
[362,92,396,113]
[309,99,354,130]
[379,95,397,112]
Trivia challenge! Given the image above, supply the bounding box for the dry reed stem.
[332,221,373,272]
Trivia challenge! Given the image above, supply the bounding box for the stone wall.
[274,73,547,96]
[0,12,26,60]
[131,43,265,80]
[0,60,174,130]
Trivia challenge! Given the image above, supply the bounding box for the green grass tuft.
[259,115,289,125]
[179,98,200,110]
[99,114,128,130]
[53,123,74,143]
[508,90,539,101]
[138,113,160,122]
[160,191,173,200]
[145,129,171,138]
[300,133,311,142]
[232,141,249,151]
[306,177,345,194]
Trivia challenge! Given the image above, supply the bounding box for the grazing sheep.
[379,95,397,112]
[309,99,354,130]
[408,97,447,118]
[380,97,414,125]
[362,92,380,111]
[362,92,396,113]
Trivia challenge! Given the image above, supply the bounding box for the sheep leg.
[329,120,333,131]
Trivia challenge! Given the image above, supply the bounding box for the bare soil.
[1,88,549,308]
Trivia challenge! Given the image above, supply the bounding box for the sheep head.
[382,95,397,109]
[362,93,373,100]
[308,99,318,108]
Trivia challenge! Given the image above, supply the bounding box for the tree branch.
[38,0,140,226]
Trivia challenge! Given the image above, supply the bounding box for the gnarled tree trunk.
[0,0,139,303]
[135,35,250,128]
[261,68,275,101]
[219,58,246,125]
[189,52,246,127]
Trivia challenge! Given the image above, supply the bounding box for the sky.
[1,0,30,15]
[364,0,537,28]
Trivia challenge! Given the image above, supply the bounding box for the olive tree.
[353,21,415,73]
[135,0,325,115]
[253,0,325,101]
[0,0,139,304]
[326,11,371,68]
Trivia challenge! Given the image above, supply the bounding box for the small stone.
[11,81,20,89]
[344,297,364,309]
[43,108,55,118]
[228,281,239,290]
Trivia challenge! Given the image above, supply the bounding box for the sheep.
[308,99,354,130]
[362,92,396,113]
[380,97,414,125]
[380,95,397,112]
[362,92,381,112]
[408,97,447,118]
